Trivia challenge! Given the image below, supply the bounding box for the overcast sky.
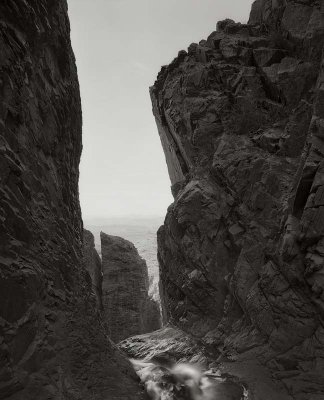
[68,0,253,220]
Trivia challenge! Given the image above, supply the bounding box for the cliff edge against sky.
[152,0,324,398]
[0,2,145,399]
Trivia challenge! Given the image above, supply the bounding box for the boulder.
[101,232,161,342]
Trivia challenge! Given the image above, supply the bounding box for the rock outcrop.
[83,229,103,310]
[101,232,161,342]
[152,1,324,398]
[119,326,209,365]
[0,2,146,399]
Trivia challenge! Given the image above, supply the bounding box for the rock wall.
[101,232,161,342]
[0,2,145,399]
[152,0,324,398]
[83,229,103,310]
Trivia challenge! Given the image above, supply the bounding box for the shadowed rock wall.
[101,232,161,342]
[83,229,103,310]
[0,2,145,399]
[152,1,324,398]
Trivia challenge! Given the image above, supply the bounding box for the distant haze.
[68,0,253,219]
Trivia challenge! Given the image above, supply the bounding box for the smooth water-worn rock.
[152,1,324,399]
[119,326,209,365]
[101,232,161,342]
[120,327,247,400]
[83,229,103,310]
[0,2,146,399]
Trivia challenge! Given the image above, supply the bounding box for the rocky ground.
[120,327,248,400]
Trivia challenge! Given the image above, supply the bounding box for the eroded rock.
[152,0,324,399]
[0,2,146,399]
[83,229,103,310]
[120,327,284,400]
[101,232,161,342]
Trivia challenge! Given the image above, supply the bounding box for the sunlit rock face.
[0,1,146,399]
[101,232,161,342]
[152,0,324,398]
[83,229,103,310]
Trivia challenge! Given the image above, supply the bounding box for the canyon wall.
[101,232,161,342]
[0,2,145,399]
[152,0,324,398]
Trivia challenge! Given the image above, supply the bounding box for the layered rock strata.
[101,232,161,342]
[83,229,103,310]
[0,1,145,399]
[152,0,324,398]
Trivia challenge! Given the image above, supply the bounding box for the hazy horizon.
[83,214,164,226]
[68,0,253,220]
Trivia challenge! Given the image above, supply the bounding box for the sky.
[68,0,253,220]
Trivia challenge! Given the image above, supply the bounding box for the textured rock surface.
[152,1,324,399]
[83,229,103,310]
[119,327,247,400]
[0,2,146,399]
[120,327,296,400]
[119,326,209,365]
[85,218,162,303]
[101,232,161,342]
